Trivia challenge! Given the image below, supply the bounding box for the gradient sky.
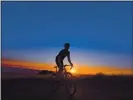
[2,2,133,69]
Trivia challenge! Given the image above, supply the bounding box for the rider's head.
[64,43,70,49]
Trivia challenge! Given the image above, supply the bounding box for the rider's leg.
[58,61,64,78]
[55,59,63,78]
[58,67,63,75]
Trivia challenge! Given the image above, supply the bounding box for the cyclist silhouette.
[55,43,73,74]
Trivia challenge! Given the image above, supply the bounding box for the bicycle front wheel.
[65,80,76,96]
[65,72,73,80]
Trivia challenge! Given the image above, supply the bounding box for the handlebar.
[53,64,73,73]
[53,64,72,68]
[64,64,71,67]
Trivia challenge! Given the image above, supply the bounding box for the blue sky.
[2,2,132,68]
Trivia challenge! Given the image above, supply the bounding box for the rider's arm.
[67,52,73,67]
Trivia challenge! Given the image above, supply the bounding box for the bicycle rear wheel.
[50,73,57,79]
[65,80,76,96]
[50,73,61,93]
[51,80,60,93]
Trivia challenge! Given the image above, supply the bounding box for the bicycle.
[50,65,76,97]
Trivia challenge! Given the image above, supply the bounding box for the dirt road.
[2,76,133,100]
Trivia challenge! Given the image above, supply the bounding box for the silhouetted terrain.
[2,74,133,100]
[2,66,38,77]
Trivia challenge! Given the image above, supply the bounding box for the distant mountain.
[38,70,54,75]
[1,66,39,78]
[2,66,38,73]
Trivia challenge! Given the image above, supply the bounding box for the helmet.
[64,43,70,49]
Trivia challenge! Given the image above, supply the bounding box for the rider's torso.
[56,49,70,61]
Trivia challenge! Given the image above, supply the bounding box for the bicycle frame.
[53,65,71,73]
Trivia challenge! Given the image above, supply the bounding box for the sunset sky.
[2,2,133,75]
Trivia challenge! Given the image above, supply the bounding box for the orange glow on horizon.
[1,58,133,75]
[70,68,76,73]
